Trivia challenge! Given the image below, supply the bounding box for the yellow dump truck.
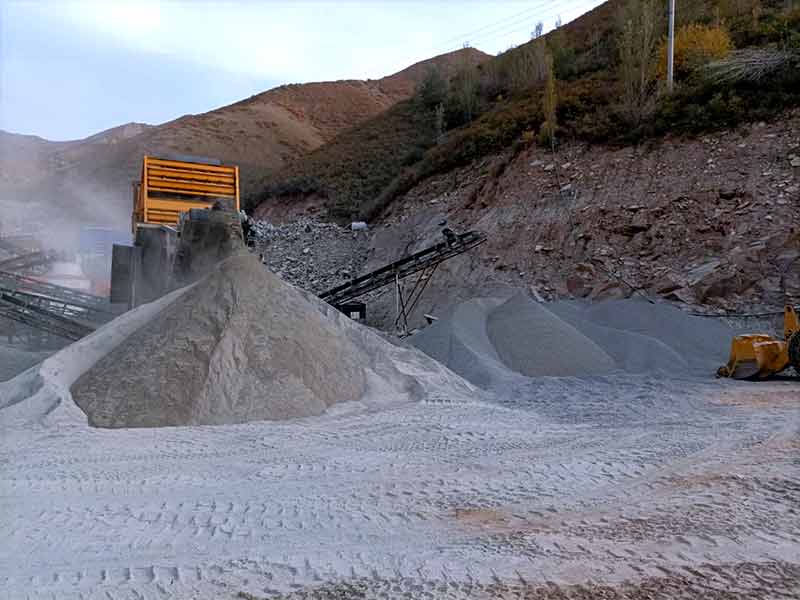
[132,155,240,233]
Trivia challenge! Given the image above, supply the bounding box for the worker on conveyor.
[239,210,254,248]
[442,227,458,247]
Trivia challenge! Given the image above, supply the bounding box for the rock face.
[353,111,800,327]
[71,254,420,428]
[250,217,370,295]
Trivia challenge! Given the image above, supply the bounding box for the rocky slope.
[356,110,799,328]
[254,112,797,330]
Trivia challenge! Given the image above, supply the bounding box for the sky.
[0,0,603,141]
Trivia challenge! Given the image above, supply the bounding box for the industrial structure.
[320,230,487,335]
[112,155,242,308]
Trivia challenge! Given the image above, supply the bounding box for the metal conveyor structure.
[319,230,486,334]
[0,271,116,341]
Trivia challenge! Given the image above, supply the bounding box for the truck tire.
[789,331,800,373]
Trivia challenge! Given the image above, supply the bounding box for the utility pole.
[667,0,676,91]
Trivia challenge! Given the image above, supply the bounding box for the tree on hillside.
[453,55,480,122]
[418,66,448,109]
[657,24,733,81]
[539,52,558,147]
[532,39,550,82]
[617,0,661,125]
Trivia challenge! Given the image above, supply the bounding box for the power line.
[431,0,567,53]
[463,5,576,49]
[378,1,600,80]
[434,2,554,48]
[436,0,599,55]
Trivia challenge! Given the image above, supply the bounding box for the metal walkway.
[320,230,486,333]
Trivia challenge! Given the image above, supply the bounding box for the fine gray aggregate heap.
[70,253,464,428]
[488,294,617,378]
[411,294,736,386]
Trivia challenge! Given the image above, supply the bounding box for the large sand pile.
[547,300,734,375]
[411,294,735,386]
[67,253,472,428]
[488,294,616,377]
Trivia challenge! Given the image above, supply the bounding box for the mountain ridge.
[0,47,490,240]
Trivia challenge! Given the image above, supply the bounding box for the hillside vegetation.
[252,0,800,221]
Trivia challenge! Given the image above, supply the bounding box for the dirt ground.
[2,372,798,600]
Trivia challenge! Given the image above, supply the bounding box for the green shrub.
[417,66,448,109]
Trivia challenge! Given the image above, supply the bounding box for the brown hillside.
[0,48,489,243]
[253,1,799,223]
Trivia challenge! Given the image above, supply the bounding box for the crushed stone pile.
[411,294,735,386]
[250,217,369,295]
[548,299,734,375]
[69,253,472,428]
[488,294,616,378]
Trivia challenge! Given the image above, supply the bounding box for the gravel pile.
[410,294,736,386]
[70,253,472,428]
[488,294,616,378]
[549,299,735,375]
[250,218,369,295]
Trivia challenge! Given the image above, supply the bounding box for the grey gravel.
[250,218,370,295]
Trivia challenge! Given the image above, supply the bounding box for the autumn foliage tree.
[617,0,660,125]
[539,52,558,147]
[657,24,733,80]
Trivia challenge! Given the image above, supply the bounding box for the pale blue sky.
[0,0,602,141]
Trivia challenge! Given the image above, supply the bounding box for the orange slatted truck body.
[132,155,240,233]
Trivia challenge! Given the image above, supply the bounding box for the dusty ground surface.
[2,372,798,599]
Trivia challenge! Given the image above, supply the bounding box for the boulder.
[686,259,723,286]
[590,281,629,300]
[652,273,683,295]
[663,287,696,304]
[691,263,755,302]
[566,275,591,298]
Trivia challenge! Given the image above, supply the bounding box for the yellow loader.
[717,305,800,379]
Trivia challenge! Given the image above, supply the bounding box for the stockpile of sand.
[411,294,735,386]
[548,300,734,375]
[69,253,471,428]
[488,294,616,377]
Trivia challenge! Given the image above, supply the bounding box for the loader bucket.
[717,334,776,379]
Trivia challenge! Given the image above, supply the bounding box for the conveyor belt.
[320,230,486,306]
[0,270,111,312]
[0,270,115,341]
[0,251,53,273]
[0,294,95,341]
